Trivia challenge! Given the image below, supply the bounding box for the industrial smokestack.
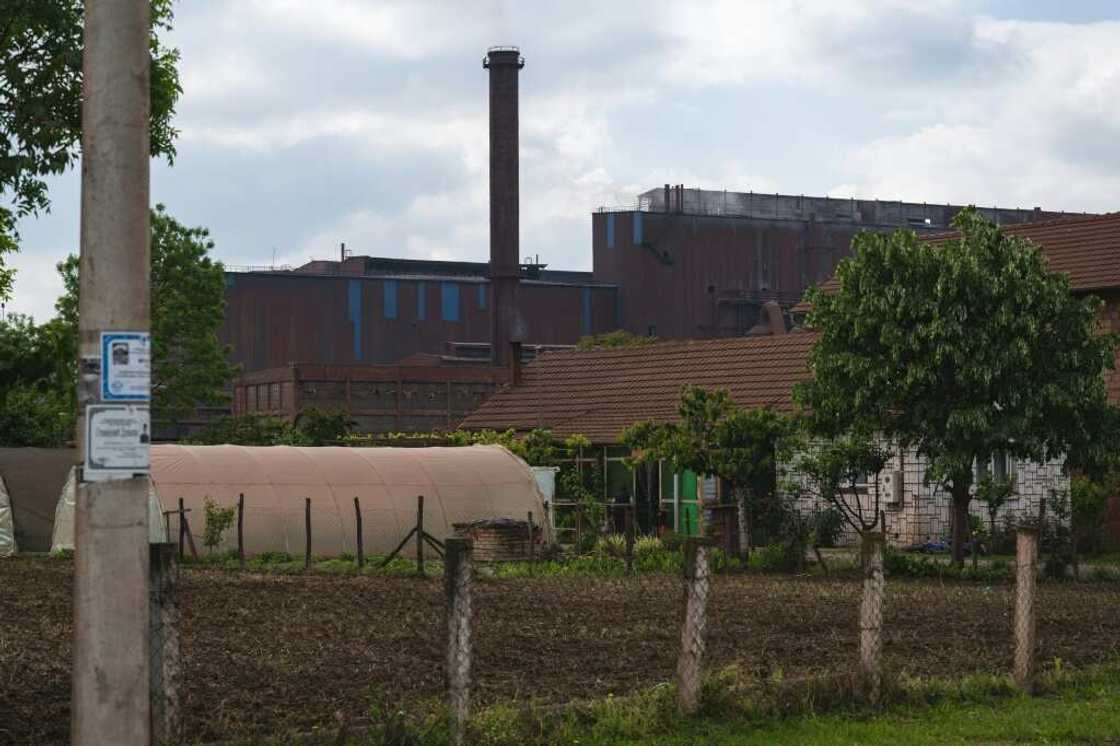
[484,46,524,367]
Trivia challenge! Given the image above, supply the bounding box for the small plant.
[632,535,663,557]
[811,507,843,549]
[594,534,626,558]
[202,497,236,554]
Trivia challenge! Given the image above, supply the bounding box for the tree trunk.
[736,486,751,563]
[950,486,970,567]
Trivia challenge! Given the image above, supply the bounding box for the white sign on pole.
[100,331,150,401]
[84,404,150,481]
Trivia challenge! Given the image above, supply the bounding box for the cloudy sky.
[7,0,1120,321]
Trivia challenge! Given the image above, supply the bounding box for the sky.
[7,0,1120,322]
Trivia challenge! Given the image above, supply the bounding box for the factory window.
[633,211,643,245]
[416,282,427,320]
[477,284,487,310]
[383,280,398,320]
[441,282,460,322]
[606,213,615,248]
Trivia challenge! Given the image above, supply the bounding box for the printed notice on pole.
[84,404,150,481]
[100,332,150,401]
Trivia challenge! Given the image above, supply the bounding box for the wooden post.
[149,543,182,745]
[527,511,535,563]
[237,493,245,570]
[416,495,425,577]
[1015,527,1039,691]
[860,531,885,706]
[625,504,635,575]
[676,537,713,714]
[445,538,473,746]
[177,498,185,561]
[354,497,364,569]
[304,498,312,570]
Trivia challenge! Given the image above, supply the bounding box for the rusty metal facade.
[221,271,618,373]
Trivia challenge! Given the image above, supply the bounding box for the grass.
[639,686,1120,744]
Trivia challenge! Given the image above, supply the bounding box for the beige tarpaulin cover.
[0,476,16,557]
[51,468,168,552]
[53,444,549,557]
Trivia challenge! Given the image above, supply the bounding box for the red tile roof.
[793,212,1120,312]
[461,333,817,442]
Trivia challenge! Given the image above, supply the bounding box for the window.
[416,282,427,320]
[441,282,460,322]
[606,213,615,248]
[976,452,1015,483]
[383,279,398,320]
[632,211,643,245]
[477,284,486,310]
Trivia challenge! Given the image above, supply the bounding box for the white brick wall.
[784,446,1068,548]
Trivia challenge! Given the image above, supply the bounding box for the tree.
[790,432,890,537]
[975,475,1014,547]
[622,385,796,560]
[798,207,1119,564]
[0,313,75,446]
[0,0,182,300]
[57,205,237,429]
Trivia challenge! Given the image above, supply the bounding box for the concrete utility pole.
[72,1,152,744]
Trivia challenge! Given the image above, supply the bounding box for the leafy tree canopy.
[576,329,657,350]
[797,207,1119,561]
[57,205,236,427]
[0,0,182,300]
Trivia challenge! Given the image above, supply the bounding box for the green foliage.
[0,0,182,296]
[56,206,237,427]
[623,385,797,515]
[1070,475,1110,555]
[576,329,657,350]
[293,407,355,445]
[201,497,235,553]
[975,475,1015,541]
[190,412,305,446]
[798,208,1119,561]
[810,506,844,548]
[790,433,890,534]
[1044,488,1074,580]
[0,312,75,445]
[755,540,806,573]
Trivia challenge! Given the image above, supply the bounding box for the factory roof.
[794,211,1120,313]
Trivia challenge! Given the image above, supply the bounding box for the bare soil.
[3,558,1120,744]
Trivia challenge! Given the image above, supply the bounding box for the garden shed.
[51,444,550,557]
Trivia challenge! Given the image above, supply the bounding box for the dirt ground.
[3,558,1120,744]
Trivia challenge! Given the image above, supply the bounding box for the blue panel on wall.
[477,284,487,309]
[383,280,398,319]
[347,279,362,360]
[441,282,460,322]
[581,287,592,336]
[633,211,643,245]
[417,282,427,320]
[606,213,615,248]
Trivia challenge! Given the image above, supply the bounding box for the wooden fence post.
[445,538,473,745]
[1015,527,1039,691]
[149,543,182,745]
[355,497,364,569]
[625,504,635,575]
[860,531,885,706]
[677,537,713,714]
[527,511,535,564]
[304,497,312,569]
[177,497,185,560]
[416,495,425,577]
[237,493,245,570]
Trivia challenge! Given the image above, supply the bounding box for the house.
[465,212,1120,547]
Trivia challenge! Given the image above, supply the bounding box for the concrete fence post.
[1015,527,1039,691]
[676,537,713,715]
[860,531,885,705]
[445,538,473,745]
[149,543,182,745]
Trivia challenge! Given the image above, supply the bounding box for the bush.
[202,497,236,553]
[811,507,843,548]
[755,540,806,573]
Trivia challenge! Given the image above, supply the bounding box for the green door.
[680,471,700,536]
